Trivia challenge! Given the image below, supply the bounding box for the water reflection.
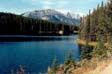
[0,35,80,74]
[0,35,78,41]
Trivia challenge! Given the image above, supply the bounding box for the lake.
[0,35,81,74]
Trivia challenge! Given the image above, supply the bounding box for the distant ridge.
[22,9,80,25]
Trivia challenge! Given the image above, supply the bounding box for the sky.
[0,0,108,16]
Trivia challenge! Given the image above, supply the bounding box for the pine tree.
[92,41,106,59]
[97,1,108,42]
[81,42,92,60]
[51,56,57,74]
[106,0,112,43]
[64,52,76,74]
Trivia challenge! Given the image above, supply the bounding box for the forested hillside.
[0,12,78,35]
[54,1,112,74]
[79,0,112,43]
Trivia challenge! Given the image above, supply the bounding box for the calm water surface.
[0,35,81,74]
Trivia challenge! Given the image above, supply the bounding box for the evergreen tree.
[92,41,106,59]
[97,1,108,42]
[51,56,57,74]
[106,0,112,43]
[0,12,78,35]
[81,42,92,60]
[64,52,76,74]
[79,0,112,43]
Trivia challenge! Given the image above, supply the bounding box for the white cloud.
[43,5,52,9]
[21,0,87,16]
[31,1,38,5]
[57,9,70,14]
[41,0,54,9]
[21,0,41,5]
[57,1,69,8]
[57,9,86,17]
[41,0,70,9]
[41,1,54,5]
[75,12,86,17]
[31,0,36,2]
[59,1,68,4]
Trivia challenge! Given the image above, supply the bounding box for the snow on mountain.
[22,9,80,25]
[66,12,80,19]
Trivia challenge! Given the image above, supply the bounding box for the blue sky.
[0,0,108,15]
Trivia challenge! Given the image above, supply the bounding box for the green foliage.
[81,42,92,60]
[92,41,107,59]
[0,12,79,35]
[64,52,76,74]
[48,71,52,74]
[80,1,112,42]
[64,52,76,66]
[79,1,112,64]
[51,56,57,74]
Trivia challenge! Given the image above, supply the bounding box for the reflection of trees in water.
[0,36,76,41]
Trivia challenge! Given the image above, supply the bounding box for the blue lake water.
[0,35,81,74]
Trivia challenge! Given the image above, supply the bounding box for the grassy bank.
[48,39,112,74]
[72,58,112,74]
[77,39,108,47]
[77,39,97,47]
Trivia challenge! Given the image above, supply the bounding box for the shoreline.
[77,38,109,47]
[0,35,77,41]
[77,39,97,47]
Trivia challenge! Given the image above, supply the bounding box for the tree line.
[79,0,112,43]
[0,12,79,35]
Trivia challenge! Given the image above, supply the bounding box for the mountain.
[0,12,79,35]
[66,12,80,19]
[22,9,80,25]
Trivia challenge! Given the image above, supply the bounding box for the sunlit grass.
[77,39,97,47]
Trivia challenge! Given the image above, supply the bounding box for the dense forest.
[47,1,112,74]
[79,0,112,43]
[0,12,78,35]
